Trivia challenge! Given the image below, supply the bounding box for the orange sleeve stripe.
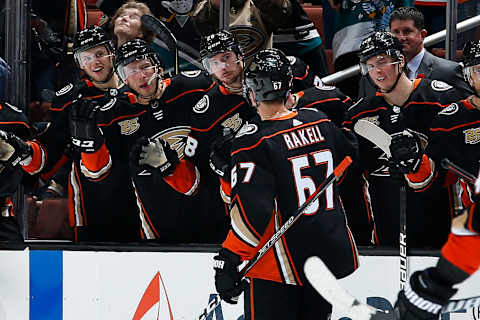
[80,143,110,173]
[406,155,435,190]
[163,159,200,195]
[191,101,245,132]
[220,177,232,197]
[165,82,215,104]
[22,141,45,174]
[441,233,480,275]
[223,230,258,258]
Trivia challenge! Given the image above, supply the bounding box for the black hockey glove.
[0,130,32,167]
[129,137,179,177]
[209,128,235,182]
[395,268,457,320]
[389,130,423,174]
[69,99,104,153]
[213,248,249,304]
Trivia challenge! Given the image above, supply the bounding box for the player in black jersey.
[343,31,469,249]
[92,39,214,242]
[3,26,142,242]
[392,40,480,320]
[212,48,359,319]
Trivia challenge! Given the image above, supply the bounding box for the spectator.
[359,6,472,98]
[392,39,480,320]
[328,0,405,99]
[212,48,359,318]
[109,0,155,47]
[343,31,469,248]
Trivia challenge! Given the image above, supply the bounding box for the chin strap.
[381,64,404,94]
[91,68,114,85]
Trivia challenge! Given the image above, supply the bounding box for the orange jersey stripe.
[22,140,46,174]
[441,233,480,275]
[80,143,110,174]
[191,101,246,132]
[163,159,200,195]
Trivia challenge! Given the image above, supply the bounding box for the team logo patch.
[56,83,73,96]
[362,116,380,126]
[222,113,243,132]
[181,70,202,78]
[439,103,459,116]
[150,126,190,158]
[230,26,266,59]
[99,98,116,111]
[118,117,140,135]
[193,95,209,113]
[287,56,296,65]
[4,102,22,113]
[431,80,452,91]
[109,88,118,97]
[314,76,336,90]
[463,127,480,144]
[236,122,258,138]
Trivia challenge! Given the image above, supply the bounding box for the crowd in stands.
[0,0,479,248]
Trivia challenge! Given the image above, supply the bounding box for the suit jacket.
[358,49,473,99]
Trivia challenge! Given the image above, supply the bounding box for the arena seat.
[27,197,73,240]
[302,5,325,44]
[87,9,104,27]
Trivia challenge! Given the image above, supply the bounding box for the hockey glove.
[69,99,104,153]
[0,130,32,167]
[130,137,179,177]
[395,268,457,320]
[209,128,235,182]
[213,248,249,304]
[389,130,423,174]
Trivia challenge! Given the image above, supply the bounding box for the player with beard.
[84,39,215,242]
[343,31,469,249]
[6,26,143,242]
[382,39,480,320]
[212,48,359,319]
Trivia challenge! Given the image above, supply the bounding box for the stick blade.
[141,15,177,52]
[304,256,394,320]
[354,119,392,157]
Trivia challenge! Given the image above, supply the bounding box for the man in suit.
[358,7,472,98]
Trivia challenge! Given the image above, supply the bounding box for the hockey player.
[213,49,359,319]
[393,40,480,320]
[188,30,356,242]
[342,31,469,248]
[0,103,39,241]
[2,26,143,242]
[91,39,214,242]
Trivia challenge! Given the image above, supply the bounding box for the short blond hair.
[109,0,154,45]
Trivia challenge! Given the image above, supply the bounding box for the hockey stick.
[304,255,480,319]
[141,15,179,75]
[441,158,476,185]
[353,119,407,289]
[197,156,353,320]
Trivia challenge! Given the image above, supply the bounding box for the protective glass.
[117,57,158,82]
[360,57,401,75]
[75,49,113,68]
[202,52,239,74]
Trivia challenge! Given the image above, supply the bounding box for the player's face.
[390,19,425,61]
[209,51,243,86]
[468,65,480,94]
[124,59,158,97]
[114,8,143,41]
[78,45,114,82]
[366,54,402,90]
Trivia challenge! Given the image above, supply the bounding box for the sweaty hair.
[109,0,155,45]
[389,7,425,31]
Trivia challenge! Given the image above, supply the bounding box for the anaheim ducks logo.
[464,127,480,144]
[230,26,266,59]
[118,117,140,135]
[222,113,243,132]
[151,126,190,158]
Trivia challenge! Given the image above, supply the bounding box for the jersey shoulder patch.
[314,76,336,90]
[56,83,74,96]
[3,102,23,113]
[235,122,258,138]
[438,103,459,116]
[193,95,209,114]
[287,56,296,65]
[431,80,453,92]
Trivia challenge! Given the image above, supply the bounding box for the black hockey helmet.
[358,31,404,75]
[462,40,480,86]
[243,48,293,104]
[200,30,242,72]
[73,26,114,65]
[114,39,163,82]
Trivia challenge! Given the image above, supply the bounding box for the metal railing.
[321,14,480,85]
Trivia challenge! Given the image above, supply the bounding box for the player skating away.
[91,39,214,242]
[392,40,480,320]
[212,48,359,319]
[342,31,470,248]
